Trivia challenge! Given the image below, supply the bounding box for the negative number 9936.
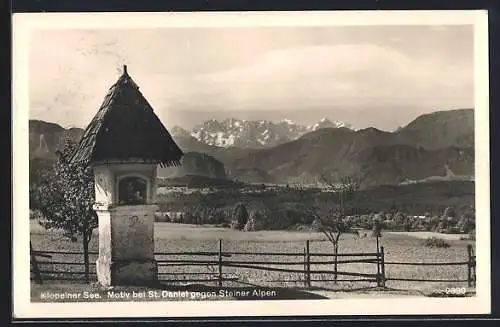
[445,287,467,295]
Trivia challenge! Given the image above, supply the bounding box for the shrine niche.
[118,175,147,205]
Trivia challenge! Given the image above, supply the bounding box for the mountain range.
[172,118,351,148]
[228,109,474,186]
[28,108,474,188]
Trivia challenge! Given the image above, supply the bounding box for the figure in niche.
[118,176,147,205]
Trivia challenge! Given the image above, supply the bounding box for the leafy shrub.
[413,221,427,232]
[393,212,407,225]
[374,212,387,222]
[155,212,171,223]
[423,237,450,248]
[462,218,475,234]
[357,215,373,230]
[403,216,413,232]
[382,219,395,230]
[29,210,42,220]
[249,208,305,231]
[212,210,229,225]
[310,218,323,232]
[182,210,199,224]
[219,221,230,228]
[429,216,440,231]
[443,206,456,218]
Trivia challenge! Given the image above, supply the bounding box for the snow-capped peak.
[306,118,349,131]
[281,118,296,125]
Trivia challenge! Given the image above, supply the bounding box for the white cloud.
[27,27,474,129]
[184,44,472,111]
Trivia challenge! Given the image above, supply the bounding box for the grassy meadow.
[30,220,475,297]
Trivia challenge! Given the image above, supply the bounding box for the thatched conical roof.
[69,66,183,168]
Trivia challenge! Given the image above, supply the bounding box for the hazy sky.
[29,25,474,131]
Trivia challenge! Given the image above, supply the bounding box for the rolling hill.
[157,151,227,179]
[29,120,85,160]
[394,108,474,150]
[170,135,256,166]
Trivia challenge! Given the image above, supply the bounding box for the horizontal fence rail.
[384,261,469,266]
[32,250,98,255]
[385,278,470,283]
[30,240,476,289]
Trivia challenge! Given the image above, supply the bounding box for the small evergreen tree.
[393,212,406,226]
[389,200,398,219]
[403,215,413,232]
[231,203,249,230]
[443,206,456,218]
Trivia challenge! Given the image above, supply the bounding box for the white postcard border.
[12,10,491,318]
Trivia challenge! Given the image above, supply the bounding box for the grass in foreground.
[30,221,475,294]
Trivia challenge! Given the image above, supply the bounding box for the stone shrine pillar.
[93,161,159,287]
[68,65,184,288]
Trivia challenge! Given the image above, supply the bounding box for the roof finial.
[123,65,128,75]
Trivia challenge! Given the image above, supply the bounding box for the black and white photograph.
[12,10,490,318]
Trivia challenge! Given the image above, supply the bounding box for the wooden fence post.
[376,243,381,287]
[30,242,43,285]
[472,246,476,286]
[218,239,223,287]
[306,240,311,288]
[467,244,472,287]
[303,247,307,287]
[333,246,338,284]
[380,246,386,288]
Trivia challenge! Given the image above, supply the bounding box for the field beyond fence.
[31,240,476,293]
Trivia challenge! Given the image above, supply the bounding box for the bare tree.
[318,173,360,283]
[295,172,360,283]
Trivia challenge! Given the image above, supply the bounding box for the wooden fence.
[30,241,476,288]
[383,244,476,287]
